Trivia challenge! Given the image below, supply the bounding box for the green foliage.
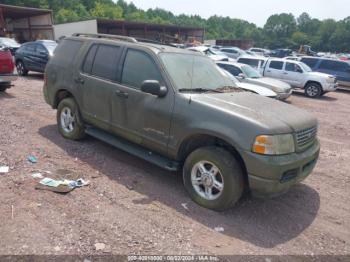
[4,1,350,52]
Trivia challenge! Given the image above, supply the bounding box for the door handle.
[283,72,288,75]
[74,77,84,84]
[266,70,271,73]
[115,90,129,98]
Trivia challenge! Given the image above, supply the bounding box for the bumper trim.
[0,73,18,83]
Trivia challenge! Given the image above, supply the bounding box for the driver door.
[283,62,304,87]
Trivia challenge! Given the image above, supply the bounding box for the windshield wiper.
[178,88,224,93]
[215,86,243,92]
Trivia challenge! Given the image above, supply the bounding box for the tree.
[90,2,123,19]
[55,9,80,24]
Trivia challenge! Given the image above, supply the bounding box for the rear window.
[300,58,319,68]
[269,61,284,70]
[91,45,121,81]
[238,58,260,67]
[54,39,83,67]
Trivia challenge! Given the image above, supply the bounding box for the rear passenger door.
[111,48,174,155]
[78,44,123,130]
[264,60,284,80]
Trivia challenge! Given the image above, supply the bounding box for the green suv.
[43,34,320,211]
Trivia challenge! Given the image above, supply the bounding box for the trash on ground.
[0,166,9,173]
[27,155,38,164]
[214,227,225,232]
[181,203,189,210]
[94,243,106,251]
[35,177,90,193]
[31,173,43,179]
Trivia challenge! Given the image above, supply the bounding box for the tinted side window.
[25,44,36,52]
[82,45,98,74]
[222,64,242,76]
[319,60,336,70]
[121,49,163,89]
[91,45,121,81]
[36,44,47,54]
[269,61,284,70]
[54,39,83,67]
[301,58,318,68]
[333,61,349,72]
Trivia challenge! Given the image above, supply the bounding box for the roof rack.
[72,33,138,43]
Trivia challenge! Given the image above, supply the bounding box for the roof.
[0,4,52,19]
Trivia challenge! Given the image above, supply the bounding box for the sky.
[126,0,350,27]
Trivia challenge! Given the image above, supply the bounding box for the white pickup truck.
[237,56,338,98]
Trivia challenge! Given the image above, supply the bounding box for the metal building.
[0,4,54,42]
[54,19,205,44]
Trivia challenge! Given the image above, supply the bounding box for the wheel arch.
[177,134,249,189]
[304,80,322,90]
[53,89,75,109]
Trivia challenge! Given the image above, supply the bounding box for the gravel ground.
[0,74,349,257]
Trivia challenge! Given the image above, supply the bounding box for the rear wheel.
[0,84,9,92]
[305,83,322,98]
[57,98,85,140]
[16,61,28,76]
[183,147,244,211]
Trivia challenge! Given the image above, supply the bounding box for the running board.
[85,127,180,171]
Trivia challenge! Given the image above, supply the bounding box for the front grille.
[296,126,317,149]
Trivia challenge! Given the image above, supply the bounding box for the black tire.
[183,147,244,211]
[305,82,322,98]
[0,85,8,92]
[57,97,85,140]
[16,61,28,76]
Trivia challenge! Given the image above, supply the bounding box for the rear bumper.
[241,140,320,197]
[0,73,18,83]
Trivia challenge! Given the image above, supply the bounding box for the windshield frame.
[299,62,312,72]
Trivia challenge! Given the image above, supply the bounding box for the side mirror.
[238,73,245,79]
[141,80,167,97]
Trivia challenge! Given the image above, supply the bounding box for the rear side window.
[24,44,36,52]
[91,45,121,81]
[54,39,83,67]
[121,49,163,89]
[269,61,284,70]
[301,58,319,68]
[82,45,97,74]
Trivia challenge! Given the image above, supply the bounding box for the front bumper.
[276,89,292,100]
[241,139,320,197]
[0,73,18,83]
[323,82,338,92]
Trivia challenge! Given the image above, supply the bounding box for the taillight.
[0,50,14,73]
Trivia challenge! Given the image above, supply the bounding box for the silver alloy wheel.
[17,62,24,75]
[191,161,224,200]
[60,107,75,133]
[306,85,319,97]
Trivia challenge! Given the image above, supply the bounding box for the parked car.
[15,40,57,76]
[263,58,338,98]
[300,56,350,89]
[248,48,270,57]
[0,37,21,55]
[0,47,17,92]
[220,68,277,98]
[44,33,320,211]
[219,47,246,59]
[270,49,293,58]
[237,55,269,72]
[216,61,292,100]
[187,46,229,61]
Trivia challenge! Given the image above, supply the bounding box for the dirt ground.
[0,74,349,257]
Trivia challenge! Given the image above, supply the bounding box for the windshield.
[299,62,312,72]
[0,38,19,46]
[241,65,262,78]
[160,53,237,91]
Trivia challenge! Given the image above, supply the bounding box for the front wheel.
[57,98,85,140]
[183,147,244,211]
[305,83,322,98]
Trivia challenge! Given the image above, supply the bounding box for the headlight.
[252,134,295,155]
[327,76,335,83]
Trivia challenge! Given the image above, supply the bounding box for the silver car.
[216,61,293,100]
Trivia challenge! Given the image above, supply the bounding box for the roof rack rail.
[72,33,138,43]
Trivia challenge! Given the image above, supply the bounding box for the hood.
[246,77,292,93]
[308,71,334,78]
[190,92,317,133]
[237,82,277,97]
